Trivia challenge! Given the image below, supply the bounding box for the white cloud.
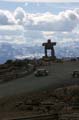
[0,25,24,31]
[24,30,44,40]
[0,7,26,25]
[0,7,79,46]
[2,0,79,3]
[0,7,79,32]
[0,10,16,25]
[0,35,26,44]
[24,10,79,32]
[0,24,25,45]
[14,7,26,24]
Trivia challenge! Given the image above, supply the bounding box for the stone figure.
[42,39,56,58]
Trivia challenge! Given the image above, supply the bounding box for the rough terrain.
[0,60,79,97]
[0,85,79,120]
[0,59,79,119]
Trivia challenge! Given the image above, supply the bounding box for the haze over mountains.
[0,2,79,63]
[0,40,79,63]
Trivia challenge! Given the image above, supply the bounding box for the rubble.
[0,85,79,119]
[0,59,35,83]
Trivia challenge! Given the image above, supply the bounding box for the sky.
[1,0,79,2]
[0,0,79,63]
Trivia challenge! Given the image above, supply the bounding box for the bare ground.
[0,60,79,119]
[0,85,79,120]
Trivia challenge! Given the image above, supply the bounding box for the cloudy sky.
[0,0,79,63]
[1,0,79,2]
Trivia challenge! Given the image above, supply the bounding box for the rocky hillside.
[0,59,35,83]
[0,85,79,119]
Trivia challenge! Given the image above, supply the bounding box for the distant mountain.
[0,41,79,63]
[0,43,43,63]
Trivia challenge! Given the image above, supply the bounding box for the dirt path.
[0,61,79,98]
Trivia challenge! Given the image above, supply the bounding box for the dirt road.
[0,61,79,98]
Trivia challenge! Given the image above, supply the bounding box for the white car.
[34,69,48,77]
